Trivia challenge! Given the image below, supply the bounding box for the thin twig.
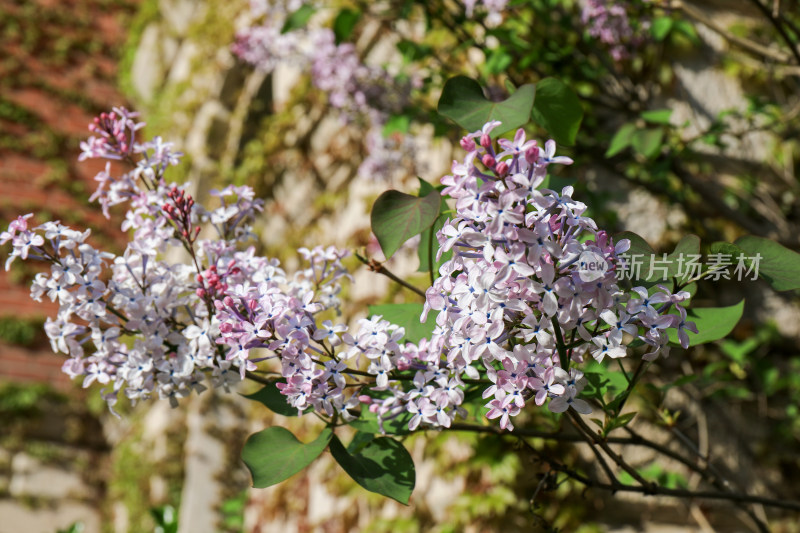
[355,252,426,298]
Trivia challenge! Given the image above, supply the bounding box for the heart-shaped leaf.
[371,189,441,259]
[437,76,536,137]
[329,435,415,504]
[668,300,745,346]
[734,235,800,291]
[531,77,583,146]
[242,427,332,488]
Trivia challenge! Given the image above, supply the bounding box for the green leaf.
[242,427,333,488]
[710,241,746,258]
[242,382,307,417]
[485,46,512,75]
[651,17,674,41]
[666,234,701,280]
[641,109,672,125]
[347,431,376,454]
[606,123,636,157]
[733,235,800,291]
[617,231,657,283]
[329,435,415,504]
[531,77,583,146]
[367,303,435,343]
[418,213,451,274]
[630,128,664,158]
[416,179,451,273]
[673,19,700,44]
[396,40,433,63]
[668,300,745,346]
[437,76,536,138]
[383,114,411,137]
[333,8,361,44]
[371,189,441,259]
[348,406,413,435]
[281,5,316,33]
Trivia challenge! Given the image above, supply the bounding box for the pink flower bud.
[460,136,476,152]
[525,145,540,164]
[358,395,373,404]
[223,296,234,308]
[196,288,206,298]
[482,154,496,168]
[480,133,492,148]
[495,162,509,176]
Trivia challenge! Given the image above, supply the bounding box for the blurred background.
[1,0,799,532]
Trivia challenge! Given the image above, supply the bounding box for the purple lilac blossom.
[232,1,417,182]
[4,112,696,433]
[581,0,649,61]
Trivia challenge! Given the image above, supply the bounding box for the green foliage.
[530,77,584,146]
[333,8,361,44]
[667,300,745,346]
[281,5,316,33]
[606,123,636,157]
[734,235,800,291]
[241,426,333,488]
[242,382,308,416]
[151,505,178,533]
[0,315,41,346]
[416,179,451,274]
[348,405,413,435]
[0,382,63,417]
[370,189,441,259]
[382,114,411,137]
[630,128,663,158]
[367,303,434,343]
[329,435,415,505]
[582,360,630,409]
[640,109,672,125]
[218,489,248,532]
[619,462,688,489]
[437,76,536,137]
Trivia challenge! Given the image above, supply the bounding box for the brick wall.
[0,0,138,389]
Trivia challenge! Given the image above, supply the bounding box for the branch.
[440,422,800,513]
[354,252,427,298]
[746,0,800,66]
[673,0,795,65]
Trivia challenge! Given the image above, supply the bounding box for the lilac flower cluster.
[233,1,407,123]
[581,0,649,61]
[2,109,268,410]
[207,121,698,433]
[4,112,697,434]
[232,1,418,182]
[367,122,697,431]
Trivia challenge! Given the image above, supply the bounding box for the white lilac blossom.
[361,121,695,432]
[2,109,265,411]
[3,112,696,434]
